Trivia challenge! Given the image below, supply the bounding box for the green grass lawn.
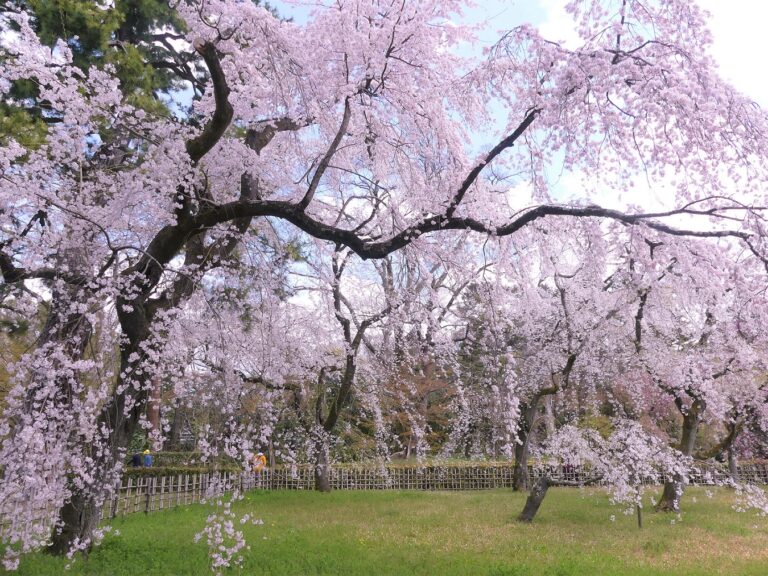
[14,487,768,576]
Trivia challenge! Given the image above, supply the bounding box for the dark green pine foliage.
[1,0,278,148]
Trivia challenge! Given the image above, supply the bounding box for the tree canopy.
[1,0,768,570]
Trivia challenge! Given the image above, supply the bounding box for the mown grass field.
[14,487,768,575]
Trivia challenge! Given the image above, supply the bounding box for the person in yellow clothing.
[253,452,267,472]
[253,452,267,489]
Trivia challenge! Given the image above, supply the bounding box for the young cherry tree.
[316,241,486,467]
[502,220,631,491]
[305,247,395,491]
[518,420,688,524]
[4,0,768,564]
[618,235,768,512]
[438,220,634,488]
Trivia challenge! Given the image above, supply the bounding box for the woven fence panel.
[0,461,757,528]
[254,462,768,492]
[3,462,767,538]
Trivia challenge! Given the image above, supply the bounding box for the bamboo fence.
[97,461,768,519]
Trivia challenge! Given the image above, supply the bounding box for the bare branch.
[445,107,539,218]
[185,41,234,163]
[297,98,352,211]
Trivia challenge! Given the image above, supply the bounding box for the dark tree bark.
[512,398,540,491]
[15,248,96,556]
[657,399,702,512]
[512,280,577,491]
[517,476,550,522]
[47,493,101,556]
[49,315,152,553]
[44,42,244,555]
[167,407,184,450]
[728,447,739,481]
[517,474,602,523]
[311,355,356,492]
[512,348,576,492]
[313,434,332,493]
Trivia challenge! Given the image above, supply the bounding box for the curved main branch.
[185,41,234,163]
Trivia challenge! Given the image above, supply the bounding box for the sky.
[691,0,768,106]
[271,0,768,106]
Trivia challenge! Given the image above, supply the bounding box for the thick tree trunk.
[47,110,256,555]
[314,436,332,492]
[728,447,739,482]
[517,476,550,522]
[657,403,701,512]
[50,310,152,554]
[49,398,143,554]
[167,407,184,450]
[14,247,97,556]
[656,480,685,513]
[512,436,531,491]
[47,492,102,556]
[147,379,162,448]
[512,398,539,492]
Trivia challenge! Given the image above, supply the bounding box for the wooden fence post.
[144,477,152,513]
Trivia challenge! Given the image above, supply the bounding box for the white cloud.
[537,0,581,48]
[695,0,768,105]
